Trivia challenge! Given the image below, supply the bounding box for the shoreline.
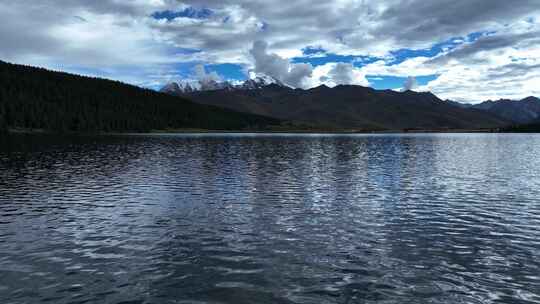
[4,127,539,135]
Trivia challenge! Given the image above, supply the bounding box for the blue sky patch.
[386,32,488,65]
[302,46,326,55]
[291,32,488,69]
[367,75,439,90]
[152,7,213,21]
[168,47,202,56]
[206,63,246,80]
[292,54,378,67]
[291,31,491,71]
[162,31,483,90]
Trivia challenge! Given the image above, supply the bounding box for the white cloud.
[193,64,222,83]
[402,76,418,91]
[249,41,313,87]
[0,0,539,98]
[361,57,436,77]
[310,63,369,87]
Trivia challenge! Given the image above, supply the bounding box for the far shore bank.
[4,127,539,136]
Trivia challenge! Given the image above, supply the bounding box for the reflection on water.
[1,133,540,304]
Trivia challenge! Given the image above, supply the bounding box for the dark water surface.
[1,133,540,304]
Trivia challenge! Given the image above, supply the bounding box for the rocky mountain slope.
[472,97,540,124]
[160,79,510,130]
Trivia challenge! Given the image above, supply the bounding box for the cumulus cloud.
[169,0,540,58]
[350,18,540,102]
[248,42,372,88]
[427,30,540,66]
[314,63,368,87]
[375,0,540,47]
[249,40,312,87]
[0,1,177,87]
[402,76,418,91]
[193,64,222,83]
[329,63,359,85]
[6,0,540,66]
[0,0,539,98]
[418,21,540,101]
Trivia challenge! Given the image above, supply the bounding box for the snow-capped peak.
[159,82,181,94]
[240,75,286,90]
[160,75,286,95]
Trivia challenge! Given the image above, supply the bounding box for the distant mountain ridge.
[1,59,533,134]
[161,81,510,130]
[471,96,540,124]
[161,75,286,95]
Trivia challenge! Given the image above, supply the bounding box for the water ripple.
[0,133,539,304]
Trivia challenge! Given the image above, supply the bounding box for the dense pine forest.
[0,61,279,133]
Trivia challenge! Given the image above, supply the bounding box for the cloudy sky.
[1,0,539,102]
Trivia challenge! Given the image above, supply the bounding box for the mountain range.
[160,75,284,95]
[1,59,538,134]
[470,97,540,124]
[161,78,519,130]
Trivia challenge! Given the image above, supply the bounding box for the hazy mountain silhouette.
[472,97,540,124]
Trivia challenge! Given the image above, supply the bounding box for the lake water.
[1,133,540,304]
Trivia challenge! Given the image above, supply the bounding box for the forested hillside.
[0,61,279,133]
